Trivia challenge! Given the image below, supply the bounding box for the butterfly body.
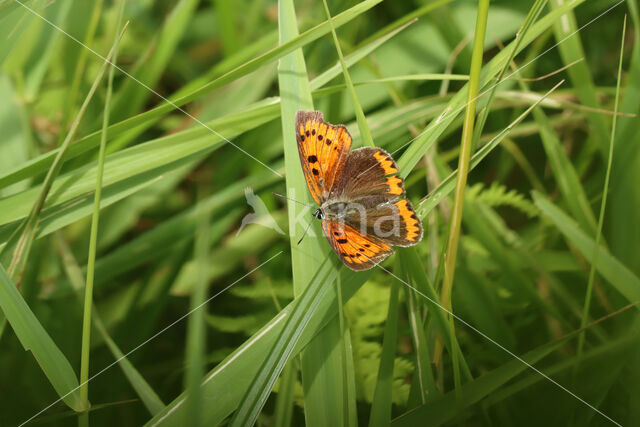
[296,110,423,270]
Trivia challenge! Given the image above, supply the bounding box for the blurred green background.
[0,0,638,426]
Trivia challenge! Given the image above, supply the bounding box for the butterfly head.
[313,208,324,220]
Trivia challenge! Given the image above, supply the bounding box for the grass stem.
[78,6,127,422]
[440,0,490,393]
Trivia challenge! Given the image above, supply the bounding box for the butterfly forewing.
[295,111,351,205]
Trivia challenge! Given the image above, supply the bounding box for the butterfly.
[295,110,423,271]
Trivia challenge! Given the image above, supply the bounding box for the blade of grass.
[273,361,296,427]
[0,24,127,285]
[574,15,627,372]
[23,0,72,99]
[400,256,437,404]
[78,5,125,421]
[608,2,640,274]
[368,281,400,427]
[0,0,47,66]
[183,188,210,426]
[533,192,640,306]
[439,0,489,393]
[0,263,86,411]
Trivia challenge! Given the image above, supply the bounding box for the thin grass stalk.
[184,187,210,425]
[335,274,353,426]
[574,15,627,373]
[440,0,490,393]
[60,0,103,146]
[321,0,374,147]
[78,10,127,423]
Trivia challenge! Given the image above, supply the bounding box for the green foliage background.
[0,0,638,426]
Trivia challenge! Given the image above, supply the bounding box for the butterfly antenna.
[272,192,314,208]
[297,220,314,245]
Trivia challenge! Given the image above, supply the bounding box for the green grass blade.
[438,3,489,393]
[608,4,640,273]
[533,192,640,306]
[368,282,400,427]
[183,191,210,426]
[273,361,296,427]
[276,0,349,425]
[78,4,125,418]
[0,264,86,412]
[575,15,627,368]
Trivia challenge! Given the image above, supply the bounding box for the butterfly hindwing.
[295,110,351,205]
[322,220,393,271]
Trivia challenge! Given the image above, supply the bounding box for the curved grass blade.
[0,264,86,412]
[533,192,640,306]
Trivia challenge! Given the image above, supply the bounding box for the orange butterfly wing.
[295,111,351,205]
[322,220,393,271]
